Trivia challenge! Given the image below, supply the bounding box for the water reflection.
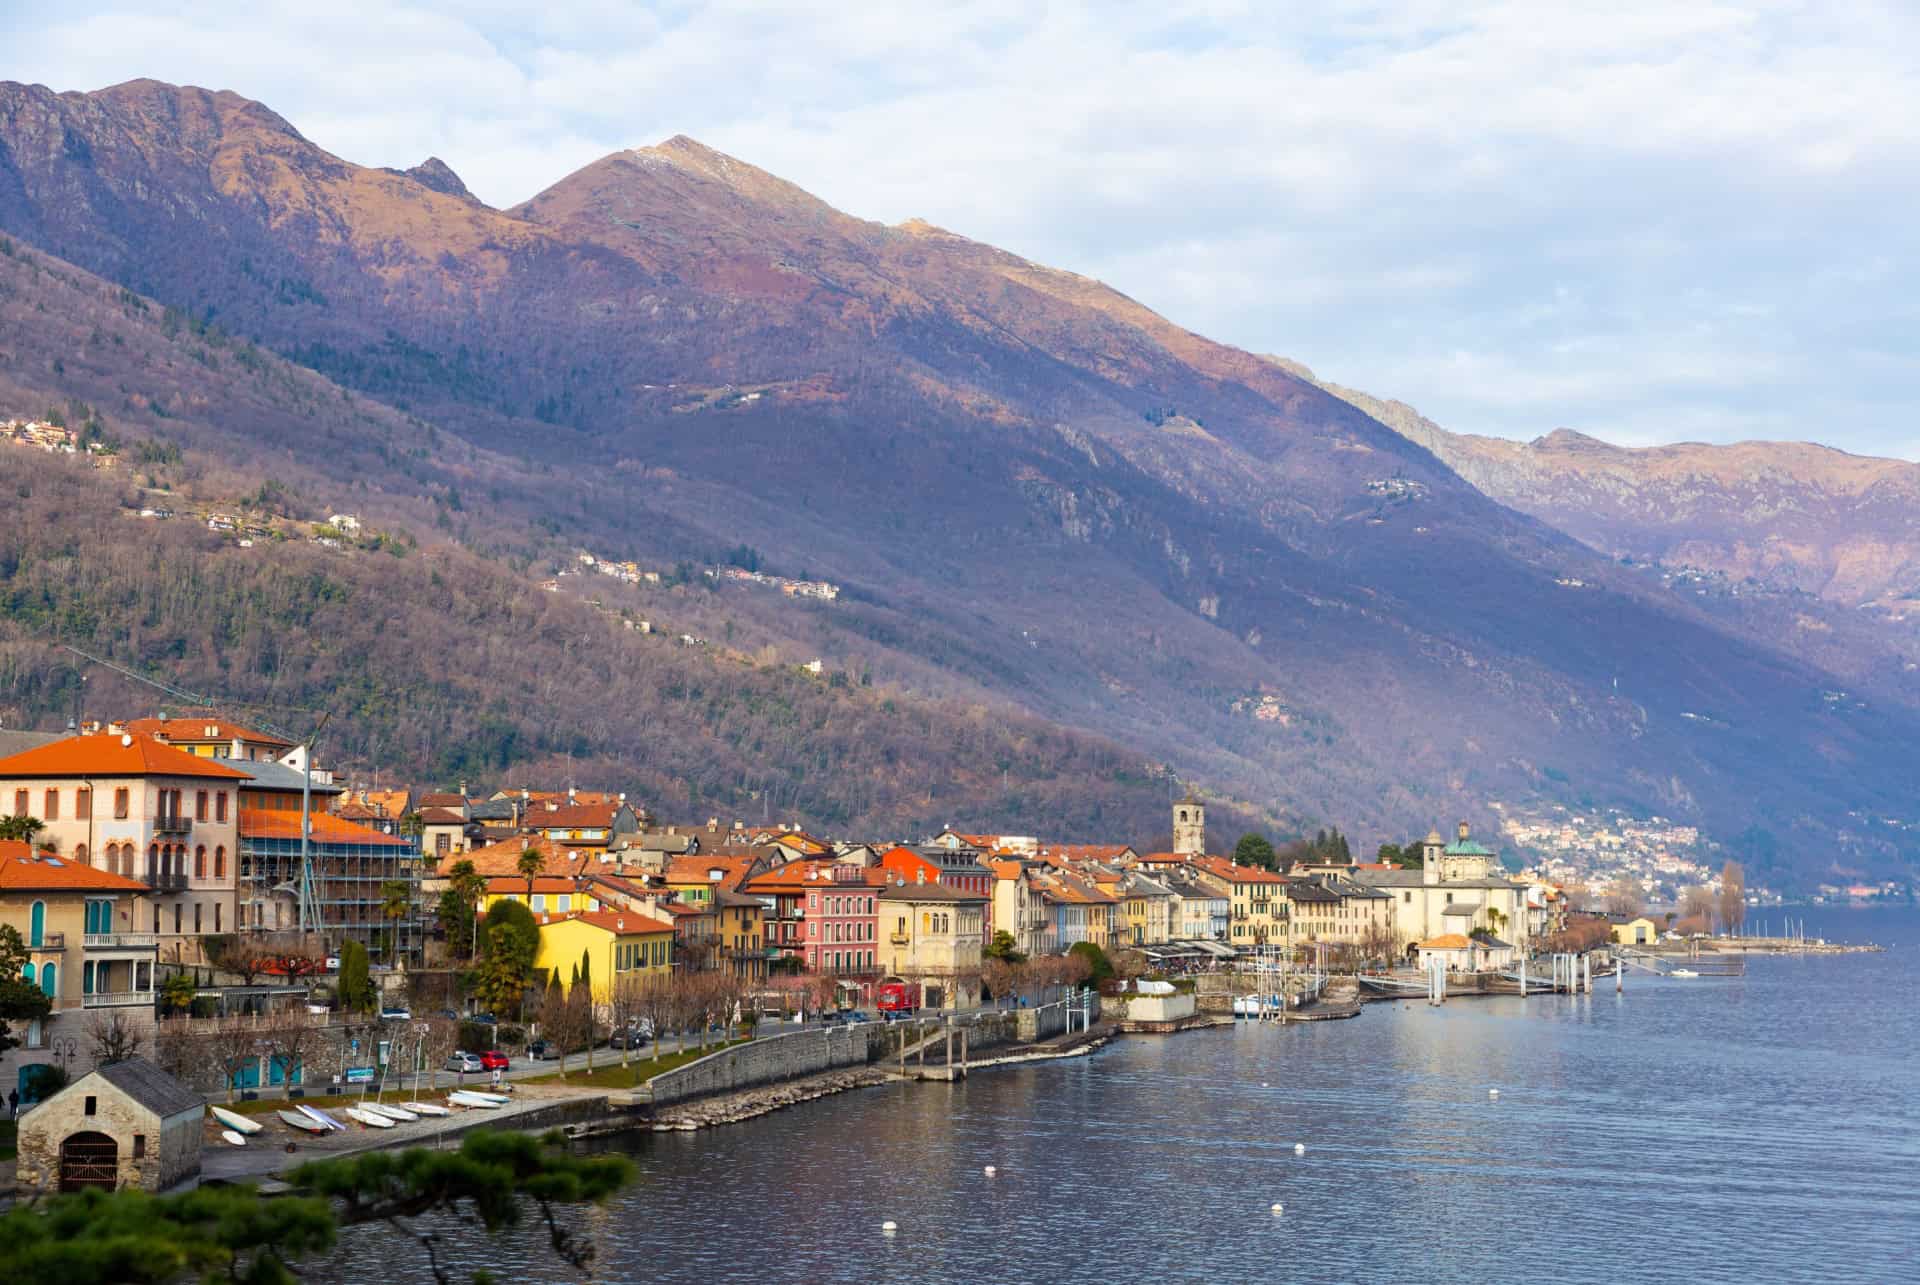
[316,908,1920,1284]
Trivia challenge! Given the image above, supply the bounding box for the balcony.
[84,932,159,951]
[147,869,189,892]
[83,990,157,1008]
[29,932,65,952]
[153,814,191,836]
[889,932,910,945]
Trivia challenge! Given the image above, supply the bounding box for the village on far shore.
[0,714,1789,1196]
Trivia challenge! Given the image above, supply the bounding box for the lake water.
[320,907,1920,1284]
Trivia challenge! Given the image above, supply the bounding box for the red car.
[478,1050,510,1071]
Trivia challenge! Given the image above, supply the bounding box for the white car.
[380,1007,412,1022]
[444,1051,485,1074]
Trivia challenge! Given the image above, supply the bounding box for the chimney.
[708,817,718,831]
[568,786,577,803]
[916,867,926,884]
[1457,820,1471,842]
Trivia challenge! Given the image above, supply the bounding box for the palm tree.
[0,814,45,844]
[517,843,544,905]
[380,879,412,963]
[447,859,486,959]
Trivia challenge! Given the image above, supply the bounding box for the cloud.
[3,1,1918,455]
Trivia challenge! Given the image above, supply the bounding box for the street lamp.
[51,1036,79,1081]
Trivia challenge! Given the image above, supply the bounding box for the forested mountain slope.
[0,79,1916,878]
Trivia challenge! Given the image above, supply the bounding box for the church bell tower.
[1173,791,1207,857]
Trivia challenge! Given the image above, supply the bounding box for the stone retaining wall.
[645,1026,877,1107]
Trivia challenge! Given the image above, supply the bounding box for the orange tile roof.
[417,806,467,824]
[1188,855,1284,884]
[665,855,758,889]
[125,716,293,749]
[878,847,941,882]
[986,859,1027,881]
[740,860,841,894]
[240,809,411,846]
[437,835,586,879]
[0,731,254,781]
[484,876,589,895]
[532,803,621,828]
[0,844,149,893]
[1417,934,1473,950]
[539,909,674,936]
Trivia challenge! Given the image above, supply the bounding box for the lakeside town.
[0,711,1823,1201]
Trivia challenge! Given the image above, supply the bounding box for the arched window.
[76,786,90,816]
[39,962,56,997]
[29,901,45,947]
[214,846,226,879]
[148,844,159,878]
[195,846,207,879]
[82,961,94,995]
[74,843,88,867]
[21,962,33,985]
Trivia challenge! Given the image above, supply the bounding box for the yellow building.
[1608,915,1659,946]
[534,909,675,1003]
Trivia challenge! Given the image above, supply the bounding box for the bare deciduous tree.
[85,1010,145,1065]
[1717,862,1747,935]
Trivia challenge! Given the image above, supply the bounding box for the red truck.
[875,981,921,1019]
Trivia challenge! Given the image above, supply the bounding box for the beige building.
[987,859,1052,959]
[1,842,158,1098]
[14,1058,203,1194]
[877,875,987,1010]
[1281,875,1397,952]
[1352,823,1532,959]
[0,730,248,964]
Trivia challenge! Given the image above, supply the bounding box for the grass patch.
[521,1039,751,1090]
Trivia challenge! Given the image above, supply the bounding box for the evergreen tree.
[1233,832,1277,870]
[337,940,373,1014]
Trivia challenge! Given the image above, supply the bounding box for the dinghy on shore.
[345,1106,396,1128]
[279,1109,328,1134]
[448,1090,506,1109]
[210,1105,264,1135]
[366,1103,419,1122]
[221,1129,248,1147]
[298,1105,348,1131]
[404,1101,452,1116]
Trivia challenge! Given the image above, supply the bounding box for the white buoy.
[1488,1089,1500,1099]
[881,1221,898,1233]
[1270,1202,1285,1214]
[1294,1143,1306,1155]
[1261,1081,1269,1087]
[983,1165,997,1176]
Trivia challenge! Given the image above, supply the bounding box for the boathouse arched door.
[58,1131,119,1192]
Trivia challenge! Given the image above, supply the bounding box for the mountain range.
[0,77,1915,886]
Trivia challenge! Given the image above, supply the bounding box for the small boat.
[211,1105,264,1135]
[298,1105,348,1132]
[448,1090,505,1109]
[403,1101,452,1116]
[366,1103,418,1122]
[221,1129,248,1147]
[345,1106,396,1128]
[1670,968,1700,978]
[279,1109,329,1134]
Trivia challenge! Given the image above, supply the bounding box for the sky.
[3,1,1918,457]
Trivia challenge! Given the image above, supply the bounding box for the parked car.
[469,1011,499,1025]
[444,1051,485,1074]
[527,1039,563,1061]
[478,1049,511,1071]
[606,1027,650,1049]
[324,956,341,972]
[379,1007,412,1022]
[818,1010,849,1027]
[845,1010,872,1024]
